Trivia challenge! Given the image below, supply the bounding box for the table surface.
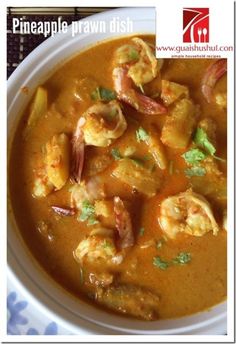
[7,9,113,78]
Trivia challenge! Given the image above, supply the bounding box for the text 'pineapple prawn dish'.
[9,35,227,321]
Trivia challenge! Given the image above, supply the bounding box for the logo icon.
[183,8,209,43]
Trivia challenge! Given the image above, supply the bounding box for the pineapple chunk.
[33,176,54,198]
[161,80,189,106]
[215,92,227,109]
[94,200,116,228]
[45,133,70,190]
[146,126,167,170]
[112,158,161,197]
[27,86,47,127]
[161,99,197,149]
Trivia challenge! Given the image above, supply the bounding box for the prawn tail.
[201,59,227,103]
[71,137,85,183]
[135,92,167,115]
[113,66,167,115]
[114,196,134,249]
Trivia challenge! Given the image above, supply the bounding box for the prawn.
[113,37,167,115]
[114,37,162,86]
[114,196,134,249]
[113,67,167,115]
[159,189,219,239]
[71,101,127,182]
[201,59,227,103]
[73,235,117,263]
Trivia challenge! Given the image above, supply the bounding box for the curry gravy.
[9,36,227,320]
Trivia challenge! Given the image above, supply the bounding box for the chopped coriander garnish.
[111,148,122,160]
[99,87,116,101]
[192,128,225,163]
[87,216,99,226]
[194,128,216,156]
[136,127,149,142]
[91,87,100,101]
[172,252,191,265]
[139,227,145,236]
[116,45,140,64]
[128,46,139,61]
[79,200,97,225]
[153,252,192,270]
[79,200,94,221]
[182,148,207,165]
[91,87,117,101]
[185,166,206,177]
[153,256,169,270]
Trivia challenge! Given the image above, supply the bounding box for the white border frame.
[2,0,235,342]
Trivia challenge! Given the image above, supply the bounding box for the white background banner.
[156,0,234,58]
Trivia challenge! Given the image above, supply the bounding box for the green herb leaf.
[182,148,207,165]
[136,127,149,142]
[184,166,206,177]
[91,87,117,101]
[128,47,139,61]
[79,200,97,225]
[91,87,101,101]
[79,212,90,221]
[194,128,216,156]
[139,227,145,236]
[153,256,169,270]
[100,87,117,101]
[79,200,95,221]
[111,148,122,160]
[172,252,191,265]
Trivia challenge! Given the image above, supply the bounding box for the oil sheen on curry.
[9,36,227,321]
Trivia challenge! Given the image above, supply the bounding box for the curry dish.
[9,35,227,321]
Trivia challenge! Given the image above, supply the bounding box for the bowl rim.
[7,6,227,335]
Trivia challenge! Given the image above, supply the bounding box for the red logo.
[183,8,209,43]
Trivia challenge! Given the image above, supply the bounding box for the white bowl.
[7,7,227,335]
